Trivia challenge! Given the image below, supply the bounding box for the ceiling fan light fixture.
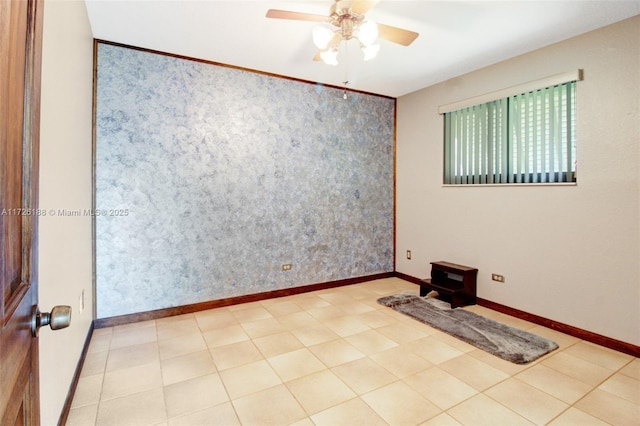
[313,25,335,50]
[358,21,378,46]
[320,48,339,66]
[361,43,380,61]
[266,2,419,68]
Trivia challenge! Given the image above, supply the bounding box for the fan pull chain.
[343,40,349,100]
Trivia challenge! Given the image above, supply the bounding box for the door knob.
[32,305,72,337]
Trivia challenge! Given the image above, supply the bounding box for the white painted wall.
[38,0,94,424]
[396,16,639,346]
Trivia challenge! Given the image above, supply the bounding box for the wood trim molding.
[57,321,94,426]
[394,271,421,285]
[94,272,395,328]
[94,39,394,101]
[476,297,640,358]
[395,272,640,358]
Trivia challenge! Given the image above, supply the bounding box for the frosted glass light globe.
[358,21,378,46]
[313,26,334,50]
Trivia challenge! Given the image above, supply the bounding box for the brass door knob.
[32,305,72,337]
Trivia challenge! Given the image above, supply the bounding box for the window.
[443,77,578,185]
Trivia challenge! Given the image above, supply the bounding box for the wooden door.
[0,0,44,424]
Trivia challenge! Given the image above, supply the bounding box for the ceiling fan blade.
[351,0,380,15]
[377,23,419,46]
[266,9,328,22]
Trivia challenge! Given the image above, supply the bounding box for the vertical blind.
[444,81,577,184]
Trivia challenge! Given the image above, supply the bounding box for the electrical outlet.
[282,264,292,271]
[492,274,505,283]
[406,250,412,260]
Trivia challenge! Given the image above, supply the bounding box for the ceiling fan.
[266,0,419,65]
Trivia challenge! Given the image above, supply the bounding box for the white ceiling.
[84,0,640,98]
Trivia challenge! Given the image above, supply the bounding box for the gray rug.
[377,293,558,364]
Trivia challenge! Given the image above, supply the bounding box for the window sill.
[442,182,578,188]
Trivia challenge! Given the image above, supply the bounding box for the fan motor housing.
[329,1,364,40]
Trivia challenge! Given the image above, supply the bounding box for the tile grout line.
[67,279,638,426]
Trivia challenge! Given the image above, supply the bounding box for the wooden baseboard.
[394,271,421,284]
[395,272,640,358]
[476,297,640,358]
[57,321,94,426]
[94,272,395,328]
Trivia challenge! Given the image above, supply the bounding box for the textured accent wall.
[95,43,395,318]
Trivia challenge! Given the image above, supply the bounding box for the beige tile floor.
[67,278,640,426]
